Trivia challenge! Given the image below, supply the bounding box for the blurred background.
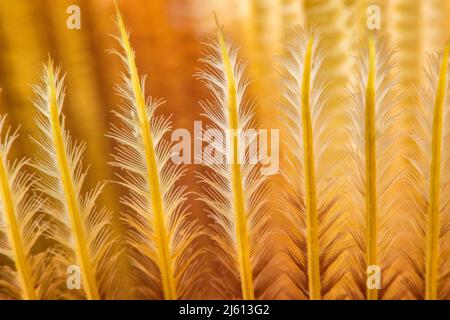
[0,0,449,298]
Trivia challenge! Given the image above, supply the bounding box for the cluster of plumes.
[0,4,449,300]
[276,28,450,300]
[0,63,120,300]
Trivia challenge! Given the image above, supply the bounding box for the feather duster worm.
[405,43,450,300]
[108,4,202,300]
[0,115,56,300]
[346,37,402,300]
[196,18,276,300]
[278,28,348,300]
[31,61,118,300]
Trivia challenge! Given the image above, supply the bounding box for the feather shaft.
[425,43,449,300]
[301,37,321,300]
[365,37,378,300]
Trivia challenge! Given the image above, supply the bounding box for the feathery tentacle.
[346,36,403,300]
[196,18,275,300]
[405,42,450,300]
[108,3,202,299]
[0,115,47,299]
[31,60,118,300]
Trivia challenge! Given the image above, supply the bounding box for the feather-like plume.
[0,114,55,300]
[107,3,202,299]
[346,36,402,300]
[278,27,348,300]
[196,16,275,300]
[405,42,450,300]
[31,60,118,300]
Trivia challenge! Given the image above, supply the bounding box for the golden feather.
[0,113,57,300]
[346,36,403,300]
[108,3,202,299]
[31,60,119,300]
[405,42,450,300]
[196,18,276,300]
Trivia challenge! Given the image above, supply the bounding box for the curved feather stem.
[365,37,378,301]
[0,133,36,300]
[215,16,255,300]
[301,37,321,300]
[425,42,449,300]
[114,4,176,300]
[45,62,99,300]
